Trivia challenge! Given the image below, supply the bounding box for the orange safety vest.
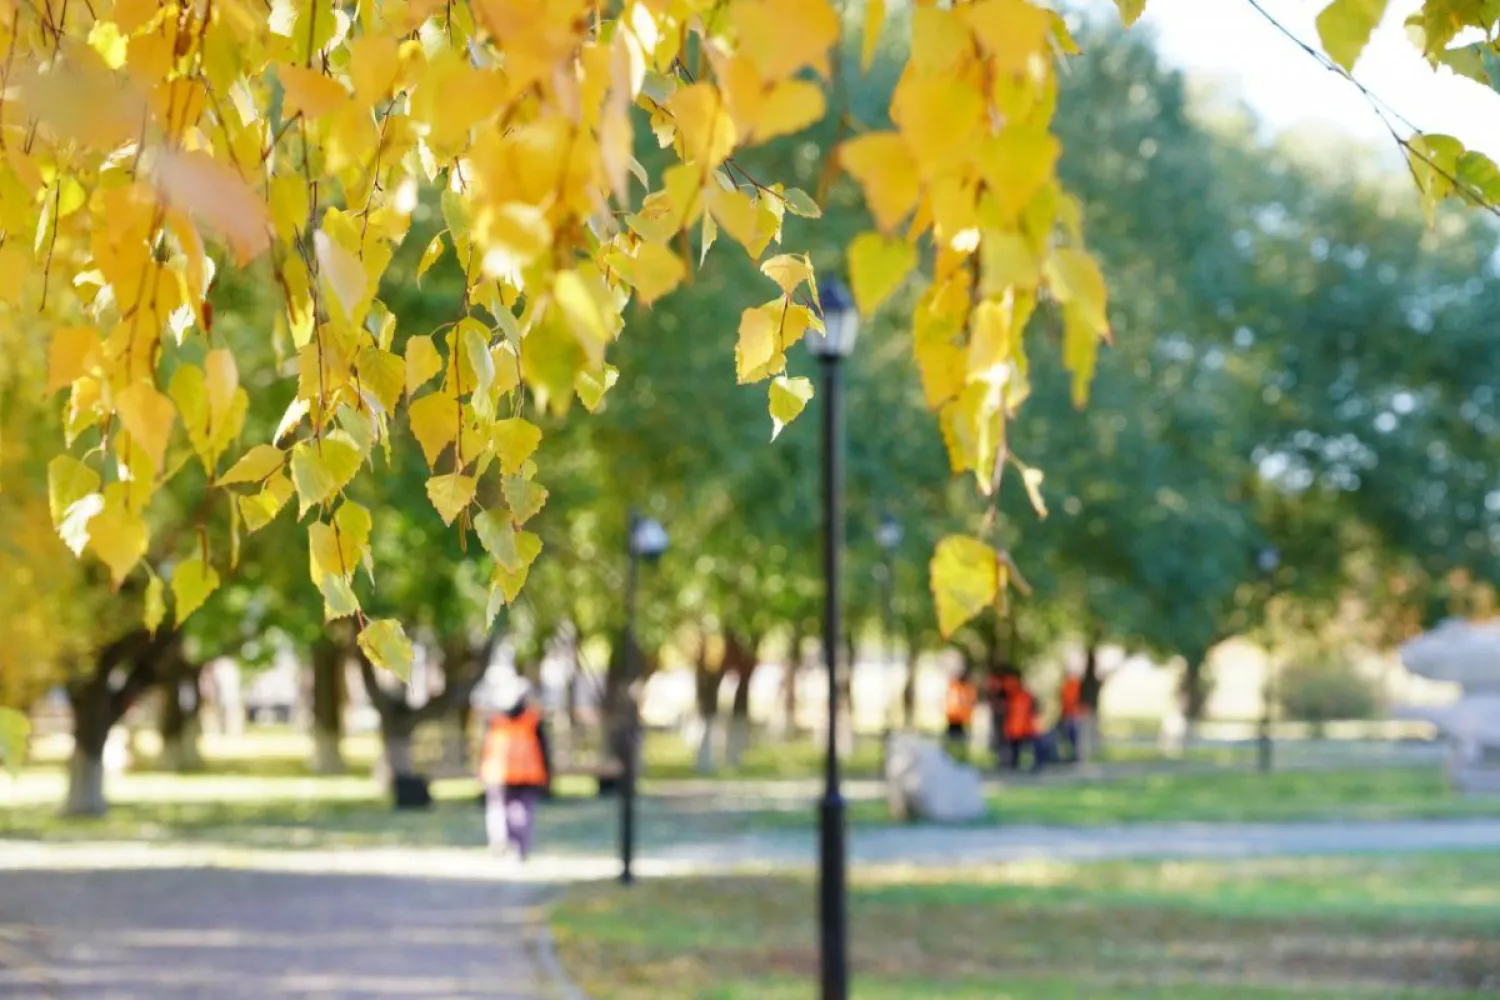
[1060,677,1082,720]
[1004,688,1037,740]
[946,680,978,725]
[480,708,548,787]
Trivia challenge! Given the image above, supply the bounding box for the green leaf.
[503,475,549,524]
[473,508,522,570]
[489,530,543,610]
[171,554,220,623]
[359,618,414,681]
[318,573,361,620]
[0,707,30,777]
[144,573,167,635]
[416,232,445,283]
[768,375,814,440]
[290,432,363,516]
[781,187,822,218]
[1315,0,1388,72]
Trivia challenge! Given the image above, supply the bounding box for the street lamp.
[876,515,904,734]
[1256,545,1280,774]
[806,276,858,1000]
[620,509,668,885]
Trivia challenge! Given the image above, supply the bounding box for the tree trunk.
[901,628,919,729]
[158,664,204,773]
[780,630,802,737]
[382,725,416,778]
[62,630,169,817]
[1181,657,1207,748]
[64,747,106,817]
[309,634,348,775]
[693,640,720,774]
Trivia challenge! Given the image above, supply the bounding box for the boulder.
[1400,621,1500,795]
[883,733,986,823]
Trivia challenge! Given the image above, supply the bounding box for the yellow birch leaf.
[761,253,814,296]
[930,535,1002,638]
[144,572,167,635]
[405,334,444,396]
[848,231,916,317]
[967,298,1015,386]
[89,496,149,585]
[503,475,548,524]
[280,63,351,119]
[314,230,367,319]
[975,127,1060,219]
[625,241,686,304]
[1044,248,1109,334]
[156,149,271,265]
[171,554,220,623]
[240,472,294,532]
[59,494,105,557]
[408,390,459,467]
[709,187,779,259]
[735,302,783,384]
[768,375,814,440]
[1114,0,1148,25]
[359,618,414,681]
[575,364,620,412]
[492,418,542,476]
[964,0,1054,73]
[669,83,738,167]
[355,346,405,414]
[219,445,286,486]
[426,472,476,525]
[862,0,887,72]
[116,382,176,473]
[734,0,839,81]
[911,5,971,76]
[839,133,921,232]
[47,455,100,527]
[489,530,543,606]
[204,348,239,422]
[47,327,101,394]
[416,233,445,283]
[290,433,363,515]
[747,80,825,143]
[1316,0,1387,71]
[319,574,361,621]
[348,34,401,106]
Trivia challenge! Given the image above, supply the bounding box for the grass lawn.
[961,765,1500,826]
[553,854,1500,999]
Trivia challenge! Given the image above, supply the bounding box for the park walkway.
[0,865,571,1000]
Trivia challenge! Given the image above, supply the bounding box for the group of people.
[945,667,1085,771]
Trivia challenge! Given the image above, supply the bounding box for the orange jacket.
[480,708,549,787]
[1004,687,1037,740]
[1060,677,1083,720]
[946,679,978,725]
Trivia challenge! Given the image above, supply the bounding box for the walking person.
[944,667,979,760]
[479,683,552,860]
[1057,672,1083,762]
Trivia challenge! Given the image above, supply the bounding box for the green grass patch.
[553,857,1500,999]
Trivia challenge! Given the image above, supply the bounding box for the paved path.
[0,866,569,1000]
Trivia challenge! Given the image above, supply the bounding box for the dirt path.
[0,866,569,1000]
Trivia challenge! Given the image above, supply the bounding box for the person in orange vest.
[945,667,979,759]
[1001,673,1042,772]
[1057,673,1084,762]
[479,684,552,859]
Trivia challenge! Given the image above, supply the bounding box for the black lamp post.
[1256,545,1280,774]
[620,509,668,885]
[876,514,904,733]
[806,276,859,1000]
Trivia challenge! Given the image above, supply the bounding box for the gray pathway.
[0,867,562,999]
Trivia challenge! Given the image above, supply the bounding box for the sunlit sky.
[1077,0,1500,162]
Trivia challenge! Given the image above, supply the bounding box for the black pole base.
[818,792,848,1000]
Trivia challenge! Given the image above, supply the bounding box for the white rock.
[883,733,986,823]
